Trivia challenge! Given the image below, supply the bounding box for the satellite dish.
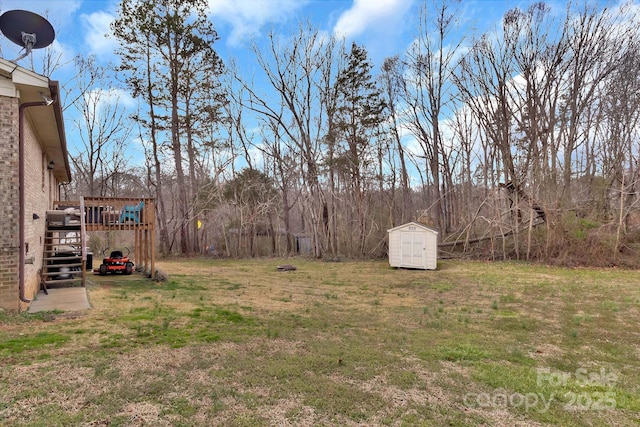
[0,10,55,62]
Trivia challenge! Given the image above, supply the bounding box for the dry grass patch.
[1,259,640,426]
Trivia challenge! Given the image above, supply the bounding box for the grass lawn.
[1,259,640,426]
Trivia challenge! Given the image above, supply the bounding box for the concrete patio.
[28,287,91,313]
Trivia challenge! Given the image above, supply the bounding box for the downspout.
[18,101,51,303]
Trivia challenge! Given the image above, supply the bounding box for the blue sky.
[0,0,559,79]
[0,0,606,172]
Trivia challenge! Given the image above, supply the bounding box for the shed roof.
[387,221,439,234]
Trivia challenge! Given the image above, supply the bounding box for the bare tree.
[234,23,341,257]
[557,3,630,203]
[67,55,133,197]
[401,0,465,236]
[380,56,413,226]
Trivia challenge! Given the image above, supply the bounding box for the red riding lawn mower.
[98,247,134,276]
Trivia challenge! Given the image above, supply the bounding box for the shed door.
[400,231,424,267]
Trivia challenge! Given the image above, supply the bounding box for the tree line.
[62,0,640,266]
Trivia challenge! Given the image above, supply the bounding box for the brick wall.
[0,95,19,312]
[22,110,51,311]
[0,97,56,312]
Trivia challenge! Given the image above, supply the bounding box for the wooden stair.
[42,208,87,290]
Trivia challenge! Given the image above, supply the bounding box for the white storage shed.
[387,222,439,270]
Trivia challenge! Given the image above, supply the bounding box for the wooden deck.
[51,197,156,280]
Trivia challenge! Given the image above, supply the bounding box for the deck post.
[80,196,87,287]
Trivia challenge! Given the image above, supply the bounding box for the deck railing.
[53,197,155,232]
[51,197,156,277]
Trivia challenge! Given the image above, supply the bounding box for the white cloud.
[80,11,118,58]
[207,0,309,46]
[333,0,414,39]
[85,87,135,110]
